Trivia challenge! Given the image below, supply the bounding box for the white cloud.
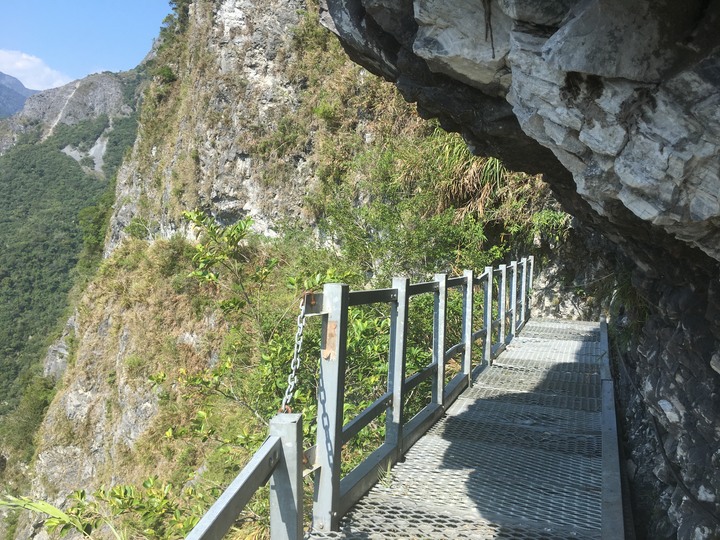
[0,50,73,90]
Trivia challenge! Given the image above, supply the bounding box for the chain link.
[280,296,307,412]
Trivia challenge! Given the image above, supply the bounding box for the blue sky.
[0,1,171,90]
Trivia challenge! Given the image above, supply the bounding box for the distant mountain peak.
[0,71,38,118]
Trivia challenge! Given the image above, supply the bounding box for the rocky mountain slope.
[106,0,309,251]
[319,0,720,538]
[0,71,139,155]
[0,72,36,119]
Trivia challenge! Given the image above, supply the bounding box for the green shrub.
[155,65,178,84]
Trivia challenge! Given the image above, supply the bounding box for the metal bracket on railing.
[303,292,326,316]
[303,445,320,477]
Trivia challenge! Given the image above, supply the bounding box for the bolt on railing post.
[462,269,474,387]
[519,257,528,329]
[483,266,493,365]
[432,273,448,406]
[312,283,349,532]
[269,414,303,540]
[386,277,409,457]
[498,264,507,346]
[509,260,518,342]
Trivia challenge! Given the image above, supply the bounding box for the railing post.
[483,266,493,365]
[386,277,409,457]
[432,273,448,406]
[498,264,507,345]
[312,283,349,532]
[519,257,528,329]
[527,255,534,321]
[270,414,303,540]
[509,260,518,342]
[462,269,474,387]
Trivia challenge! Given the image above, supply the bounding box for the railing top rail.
[472,268,491,285]
[306,260,534,312]
[187,435,282,540]
[348,288,397,306]
[408,281,440,296]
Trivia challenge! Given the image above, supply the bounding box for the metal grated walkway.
[307,318,623,539]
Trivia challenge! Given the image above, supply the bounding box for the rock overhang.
[320,0,720,267]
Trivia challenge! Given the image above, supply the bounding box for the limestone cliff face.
[107,0,309,253]
[320,0,720,538]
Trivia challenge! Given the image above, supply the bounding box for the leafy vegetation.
[0,476,206,539]
[0,136,106,413]
[164,0,192,36]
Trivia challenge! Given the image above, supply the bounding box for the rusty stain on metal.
[322,321,338,361]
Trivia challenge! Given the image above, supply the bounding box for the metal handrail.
[188,256,534,538]
[312,256,534,531]
[187,414,303,540]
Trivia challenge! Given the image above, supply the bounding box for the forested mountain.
[0,111,139,413]
[0,69,144,521]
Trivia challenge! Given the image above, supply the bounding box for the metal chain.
[280,296,307,412]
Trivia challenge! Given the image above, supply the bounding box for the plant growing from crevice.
[183,210,279,342]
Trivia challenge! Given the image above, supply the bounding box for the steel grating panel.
[492,356,600,374]
[431,401,602,458]
[460,386,601,412]
[481,366,599,386]
[521,319,601,342]
[396,435,604,523]
[523,318,600,331]
[505,338,601,360]
[308,499,599,539]
[428,417,601,457]
[520,329,600,342]
[473,367,601,398]
[445,398,601,434]
[306,319,612,539]
[323,436,603,535]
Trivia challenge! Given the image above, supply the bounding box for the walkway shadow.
[434,358,607,539]
[323,359,611,539]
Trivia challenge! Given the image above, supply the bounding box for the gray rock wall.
[319,0,720,537]
[107,0,310,253]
